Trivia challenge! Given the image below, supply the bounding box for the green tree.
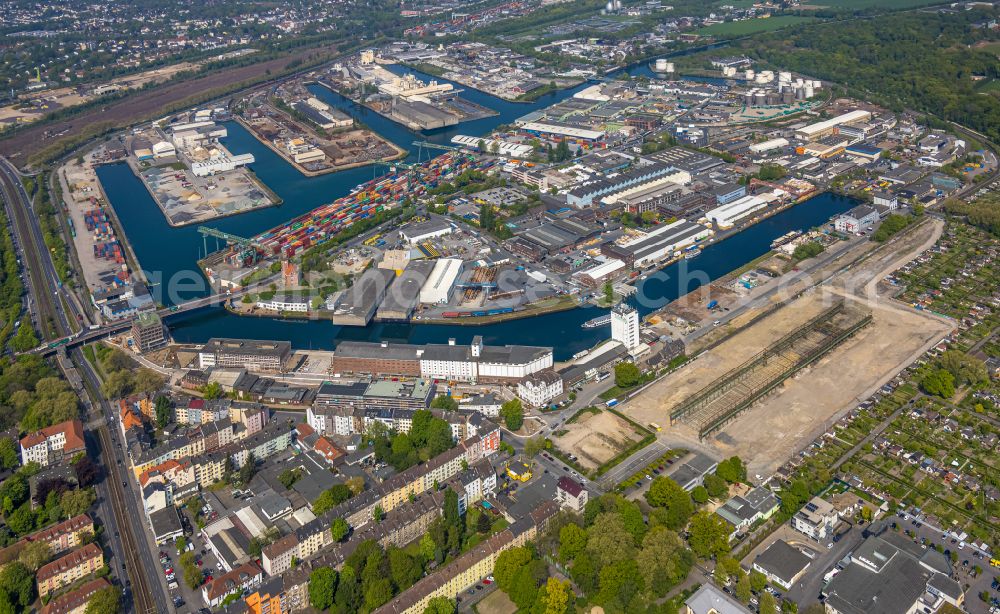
[586,512,637,568]
[423,596,455,614]
[17,541,50,571]
[494,547,533,593]
[154,395,172,428]
[603,281,614,305]
[688,511,731,559]
[921,369,955,399]
[749,569,768,592]
[388,547,421,590]
[715,457,746,484]
[330,518,349,542]
[0,438,18,470]
[430,395,457,411]
[500,398,523,431]
[644,477,693,530]
[735,570,751,604]
[614,362,640,388]
[559,522,587,562]
[0,561,34,609]
[85,586,122,614]
[703,473,728,498]
[692,485,709,504]
[309,567,338,610]
[238,452,256,485]
[363,577,393,610]
[760,592,778,614]
[540,577,570,614]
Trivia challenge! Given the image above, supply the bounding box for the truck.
[605,399,619,408]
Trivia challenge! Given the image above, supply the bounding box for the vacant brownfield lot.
[0,45,343,165]
[553,410,643,471]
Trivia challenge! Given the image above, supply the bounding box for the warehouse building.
[376,260,436,321]
[575,258,626,287]
[795,110,872,141]
[567,162,679,207]
[420,258,464,304]
[401,218,452,244]
[331,268,397,326]
[519,121,605,144]
[513,215,601,256]
[192,153,255,177]
[450,135,533,158]
[601,220,712,268]
[198,339,292,373]
[420,336,553,383]
[834,205,879,234]
[331,341,423,377]
[704,194,776,230]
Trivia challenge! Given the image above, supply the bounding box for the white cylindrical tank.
[795,77,804,86]
[666,62,675,73]
[745,69,755,81]
[779,71,792,83]
[606,1,614,11]
[655,58,668,71]
[804,85,815,98]
[723,66,737,77]
[755,74,769,84]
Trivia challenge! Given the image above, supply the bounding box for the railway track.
[76,349,159,614]
[0,163,64,339]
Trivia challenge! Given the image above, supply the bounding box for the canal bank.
[162,192,857,359]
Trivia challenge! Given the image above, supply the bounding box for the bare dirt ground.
[625,218,952,480]
[552,411,642,471]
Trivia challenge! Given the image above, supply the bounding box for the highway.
[0,155,165,614]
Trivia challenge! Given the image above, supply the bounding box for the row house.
[37,543,104,597]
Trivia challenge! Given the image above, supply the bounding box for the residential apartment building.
[715,486,780,539]
[245,576,293,614]
[201,562,263,608]
[374,502,558,613]
[264,428,500,575]
[555,476,588,512]
[19,419,85,467]
[517,369,564,408]
[791,496,839,541]
[40,577,110,614]
[37,543,104,597]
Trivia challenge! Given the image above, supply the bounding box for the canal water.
[95,46,856,359]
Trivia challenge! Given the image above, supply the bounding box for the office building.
[198,338,292,373]
[611,304,640,351]
[131,311,167,352]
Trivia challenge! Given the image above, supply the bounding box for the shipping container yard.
[204,151,494,276]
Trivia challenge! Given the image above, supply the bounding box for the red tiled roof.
[296,423,315,438]
[27,514,93,546]
[40,577,109,614]
[37,543,102,582]
[188,398,205,409]
[202,562,261,601]
[19,419,85,453]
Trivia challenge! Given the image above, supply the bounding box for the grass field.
[697,15,817,37]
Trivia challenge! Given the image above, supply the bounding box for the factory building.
[749,138,789,154]
[575,258,626,287]
[795,110,872,141]
[713,182,746,205]
[599,168,691,207]
[419,258,464,304]
[601,220,713,268]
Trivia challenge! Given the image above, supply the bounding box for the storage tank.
[795,77,804,87]
[811,80,822,89]
[755,92,767,106]
[755,73,769,84]
[745,69,755,81]
[766,92,780,105]
[722,66,737,77]
[795,87,805,100]
[804,85,815,98]
[743,92,755,107]
[665,62,675,74]
[779,71,792,83]
[655,58,668,72]
[782,90,795,104]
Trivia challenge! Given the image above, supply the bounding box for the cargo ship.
[223,152,493,267]
[582,313,612,329]
[441,307,515,318]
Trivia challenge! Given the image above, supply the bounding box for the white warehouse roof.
[420,258,463,304]
[795,110,871,138]
[451,135,533,158]
[521,122,605,141]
